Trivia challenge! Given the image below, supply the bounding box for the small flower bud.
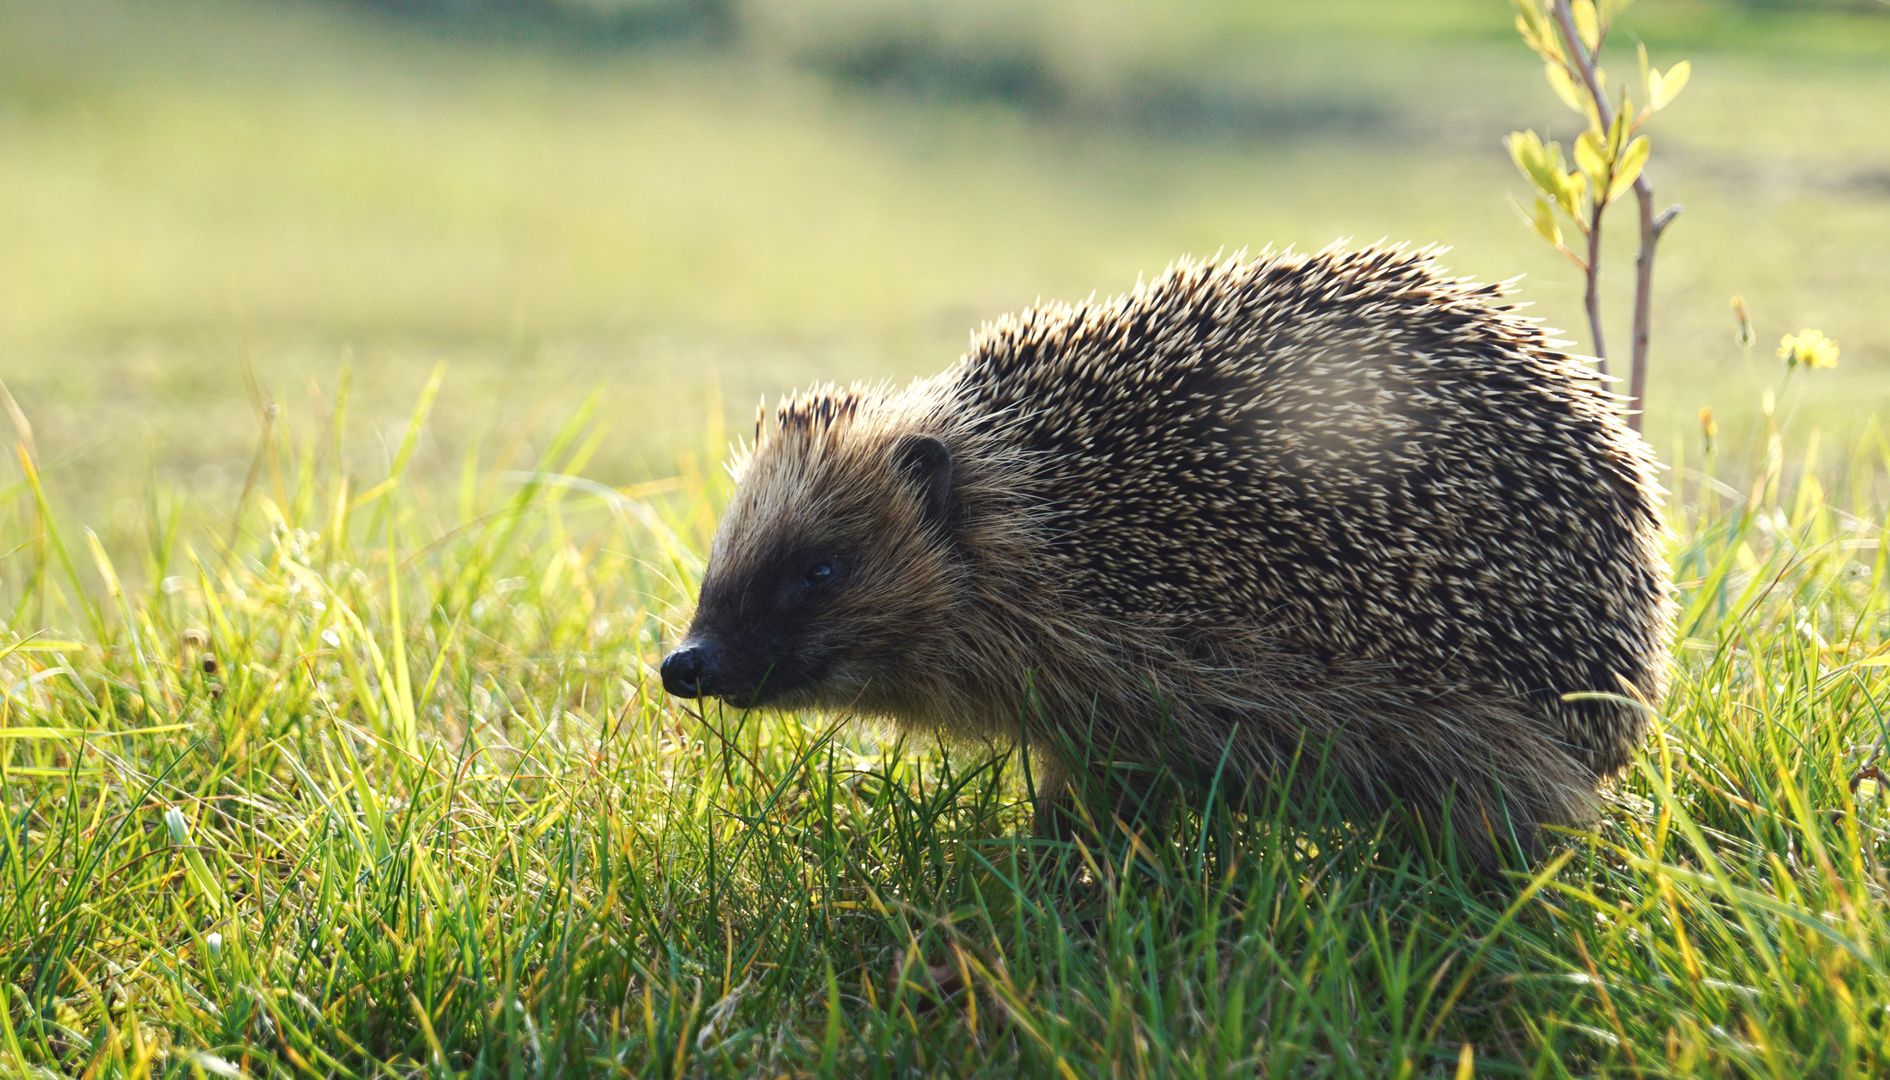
[1731,296,1753,348]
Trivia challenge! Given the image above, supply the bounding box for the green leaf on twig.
[1575,129,1609,195]
[1545,62,1587,114]
[1650,60,1690,110]
[1529,196,1564,245]
[1510,130,1587,222]
[1608,136,1649,201]
[1571,0,1602,52]
[1512,0,1563,63]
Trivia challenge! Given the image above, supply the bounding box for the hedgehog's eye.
[802,560,836,588]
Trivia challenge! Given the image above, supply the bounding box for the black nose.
[661,642,712,698]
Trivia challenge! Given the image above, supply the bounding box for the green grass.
[5,0,1890,1074]
[3,367,1890,1077]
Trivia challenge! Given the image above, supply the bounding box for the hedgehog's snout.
[660,639,716,698]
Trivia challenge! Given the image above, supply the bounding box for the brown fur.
[672,244,1674,865]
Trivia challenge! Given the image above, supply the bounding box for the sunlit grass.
[4,0,1890,1072]
[3,370,1889,1077]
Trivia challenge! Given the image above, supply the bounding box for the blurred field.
[1,0,1887,534]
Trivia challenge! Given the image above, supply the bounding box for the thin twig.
[1550,0,1680,431]
[1631,199,1683,427]
[1583,195,1609,379]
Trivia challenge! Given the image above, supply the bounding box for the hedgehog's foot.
[1030,784,1083,845]
[1424,780,1552,873]
[1386,730,1598,875]
[1029,759,1175,846]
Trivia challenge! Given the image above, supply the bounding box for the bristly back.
[936,244,1670,775]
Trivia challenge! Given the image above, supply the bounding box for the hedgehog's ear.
[893,434,954,536]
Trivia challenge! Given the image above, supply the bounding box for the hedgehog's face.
[661,423,957,715]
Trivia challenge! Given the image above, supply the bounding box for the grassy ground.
[6,0,1890,1075]
[4,360,1890,1077]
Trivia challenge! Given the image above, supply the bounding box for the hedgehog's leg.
[1434,774,1543,871]
[1026,716,1175,844]
[1416,705,1598,872]
[1296,688,1597,873]
[1028,763,1174,845]
[1105,762,1176,838]
[1027,752,1083,843]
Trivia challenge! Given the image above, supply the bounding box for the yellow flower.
[1777,328,1839,369]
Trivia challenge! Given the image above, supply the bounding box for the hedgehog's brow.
[718,535,847,592]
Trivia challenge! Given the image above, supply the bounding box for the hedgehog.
[660,244,1673,864]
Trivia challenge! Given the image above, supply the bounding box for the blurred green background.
[2,0,1886,531]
